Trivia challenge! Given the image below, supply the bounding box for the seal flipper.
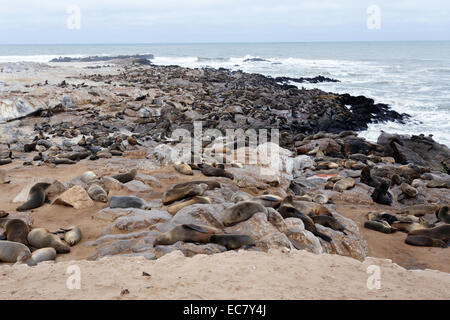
[312,230,332,242]
[182,224,209,234]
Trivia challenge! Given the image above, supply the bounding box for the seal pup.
[162,183,208,205]
[0,241,32,263]
[0,219,29,245]
[364,220,397,234]
[209,234,255,250]
[109,196,148,209]
[111,168,137,184]
[55,226,82,246]
[312,194,329,205]
[167,196,212,215]
[405,235,447,248]
[16,182,51,211]
[29,247,57,265]
[312,215,347,235]
[87,184,108,202]
[278,206,332,242]
[400,183,418,198]
[27,228,70,253]
[398,204,438,216]
[198,164,234,180]
[333,178,355,192]
[174,163,193,175]
[436,206,450,223]
[81,171,99,184]
[222,201,268,227]
[154,224,217,246]
[173,180,220,190]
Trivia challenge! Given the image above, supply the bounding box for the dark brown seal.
[209,234,255,250]
[16,182,51,212]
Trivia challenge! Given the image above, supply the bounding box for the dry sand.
[1,250,449,300]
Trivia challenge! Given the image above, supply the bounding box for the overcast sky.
[0,0,449,44]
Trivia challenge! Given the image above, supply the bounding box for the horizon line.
[1,39,450,46]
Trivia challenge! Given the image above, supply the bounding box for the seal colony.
[0,59,449,272]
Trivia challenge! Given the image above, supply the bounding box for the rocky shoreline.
[0,59,449,274]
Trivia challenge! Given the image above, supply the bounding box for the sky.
[0,0,449,44]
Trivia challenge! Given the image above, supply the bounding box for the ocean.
[1,41,449,146]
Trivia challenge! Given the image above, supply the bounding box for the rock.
[53,185,94,209]
[0,212,34,227]
[123,180,152,193]
[89,239,137,260]
[155,242,227,258]
[112,209,172,232]
[400,183,418,198]
[165,204,230,231]
[284,218,323,254]
[225,212,293,251]
[333,177,355,192]
[81,171,99,183]
[316,212,369,260]
[293,155,315,170]
[46,180,68,199]
[135,173,162,188]
[102,176,125,191]
[378,132,450,171]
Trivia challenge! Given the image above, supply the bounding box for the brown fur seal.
[371,180,393,206]
[405,235,447,248]
[198,164,234,180]
[29,247,57,265]
[279,206,332,242]
[0,240,31,263]
[436,206,450,223]
[27,228,70,253]
[87,184,108,202]
[312,215,347,235]
[312,194,329,205]
[0,219,29,245]
[167,196,212,215]
[58,226,82,246]
[400,183,418,198]
[174,164,193,175]
[111,168,137,184]
[391,221,425,233]
[209,234,255,250]
[16,182,51,211]
[398,204,438,216]
[251,194,283,208]
[162,183,208,205]
[173,180,220,190]
[109,196,148,209]
[407,224,450,244]
[222,201,268,226]
[154,224,217,246]
[364,220,397,234]
[281,196,331,217]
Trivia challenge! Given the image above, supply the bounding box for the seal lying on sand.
[364,220,397,234]
[162,183,208,205]
[281,196,331,217]
[29,247,57,265]
[154,224,217,246]
[222,201,268,226]
[0,219,29,245]
[0,241,31,263]
[87,184,108,202]
[391,221,425,233]
[27,228,70,253]
[278,206,332,242]
[209,234,255,250]
[111,169,137,184]
[198,164,234,180]
[405,224,450,248]
[109,196,148,209]
[16,182,51,211]
[55,226,82,246]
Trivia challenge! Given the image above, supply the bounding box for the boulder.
[53,185,94,209]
